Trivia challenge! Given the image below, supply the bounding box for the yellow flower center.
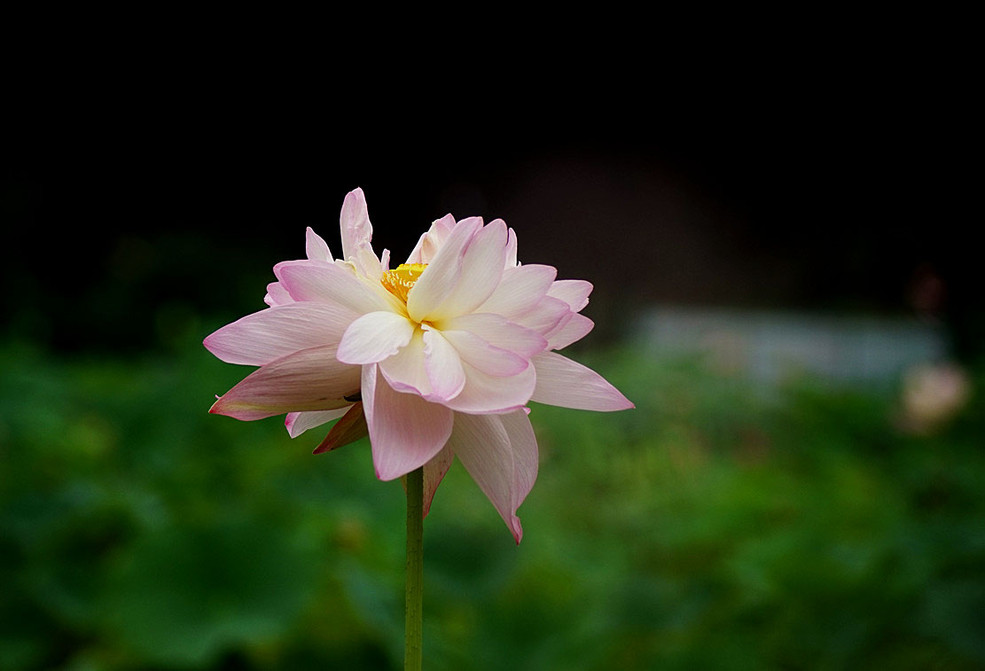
[381,263,427,304]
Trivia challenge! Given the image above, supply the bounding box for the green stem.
[405,467,424,671]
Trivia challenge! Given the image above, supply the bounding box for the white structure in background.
[634,307,949,386]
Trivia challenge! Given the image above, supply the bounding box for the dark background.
[3,22,984,671]
[1,25,978,358]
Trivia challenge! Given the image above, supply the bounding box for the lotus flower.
[205,188,633,542]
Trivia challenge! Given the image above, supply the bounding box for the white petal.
[339,187,373,261]
[547,279,592,312]
[424,219,507,321]
[285,408,349,438]
[547,313,595,350]
[337,311,416,365]
[305,227,333,262]
[264,281,293,307]
[406,232,428,265]
[352,244,384,282]
[275,260,400,313]
[407,214,456,264]
[406,217,482,323]
[500,409,539,515]
[379,329,432,396]
[503,227,518,268]
[476,264,557,319]
[443,361,537,415]
[441,313,547,359]
[512,296,571,337]
[209,345,360,421]
[440,328,529,377]
[448,413,524,543]
[204,302,358,366]
[362,364,454,481]
[423,328,466,401]
[530,351,634,411]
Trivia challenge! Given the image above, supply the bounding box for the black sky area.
[1,39,977,358]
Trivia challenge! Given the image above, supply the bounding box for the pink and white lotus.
[205,188,633,542]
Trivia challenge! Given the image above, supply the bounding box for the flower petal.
[264,281,293,307]
[439,328,529,377]
[443,361,536,415]
[209,345,361,421]
[407,214,456,264]
[500,409,539,516]
[286,407,349,438]
[379,329,432,396]
[305,227,333,262]
[424,219,508,321]
[337,311,415,365]
[362,364,454,481]
[511,296,571,337]
[503,226,518,268]
[477,264,557,319]
[547,279,592,312]
[312,402,369,453]
[406,217,482,323]
[547,313,595,350]
[352,244,384,282]
[339,187,373,261]
[448,413,524,543]
[423,327,466,401]
[530,351,635,411]
[441,313,547,359]
[423,443,454,517]
[204,302,358,366]
[275,260,399,314]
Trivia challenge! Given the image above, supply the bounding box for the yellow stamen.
[381,263,427,303]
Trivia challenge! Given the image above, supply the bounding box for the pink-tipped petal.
[406,232,428,265]
[442,313,547,359]
[339,188,373,261]
[305,227,333,262]
[512,296,571,337]
[422,328,466,401]
[337,311,415,365]
[406,217,482,323]
[448,413,524,543]
[499,409,539,514]
[264,281,293,307]
[477,264,557,319]
[312,402,369,453]
[275,261,400,314]
[352,244,384,282]
[439,328,529,377]
[443,361,537,415]
[547,313,595,350]
[204,302,358,366]
[424,219,508,321]
[286,407,350,438]
[530,351,635,411]
[423,443,454,517]
[547,279,593,312]
[362,364,454,481]
[379,329,432,396]
[407,214,456,264]
[209,345,360,421]
[433,213,458,237]
[503,226,518,268]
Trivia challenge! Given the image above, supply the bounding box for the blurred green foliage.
[1,333,984,670]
